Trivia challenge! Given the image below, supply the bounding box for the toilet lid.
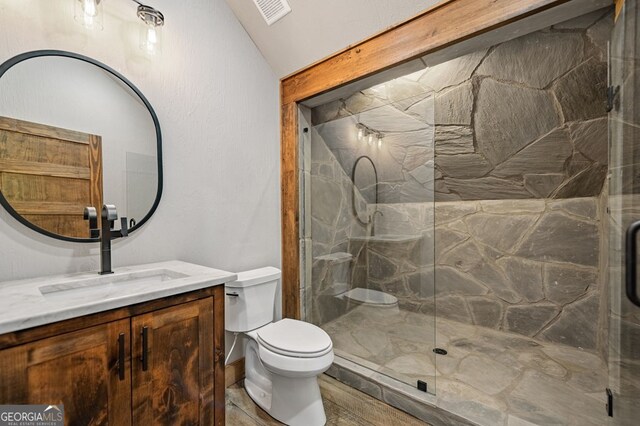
[257,319,332,358]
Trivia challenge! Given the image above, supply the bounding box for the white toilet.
[226,267,334,426]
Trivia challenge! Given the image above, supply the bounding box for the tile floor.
[321,304,608,426]
[226,374,428,425]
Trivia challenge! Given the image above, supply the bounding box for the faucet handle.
[102,204,118,222]
[83,206,100,238]
[119,217,129,237]
[83,206,97,223]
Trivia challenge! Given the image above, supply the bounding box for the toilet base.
[270,374,326,426]
[244,339,327,426]
[246,374,326,426]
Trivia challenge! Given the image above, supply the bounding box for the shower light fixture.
[377,134,383,148]
[368,133,374,146]
[357,125,364,141]
[73,0,165,55]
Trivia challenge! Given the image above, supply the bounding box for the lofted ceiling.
[224,0,441,78]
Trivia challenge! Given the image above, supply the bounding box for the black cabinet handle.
[117,333,125,381]
[625,220,640,307]
[141,326,149,371]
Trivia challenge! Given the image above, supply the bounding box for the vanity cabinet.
[0,319,131,425]
[132,298,214,425]
[0,286,225,426]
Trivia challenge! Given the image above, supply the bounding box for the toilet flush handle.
[226,292,239,297]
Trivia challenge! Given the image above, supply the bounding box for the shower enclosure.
[298,4,640,425]
[607,0,640,424]
[299,89,438,393]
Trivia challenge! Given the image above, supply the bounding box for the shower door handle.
[625,220,640,307]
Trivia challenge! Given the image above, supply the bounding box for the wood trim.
[281,0,570,104]
[615,0,624,20]
[0,159,90,179]
[225,357,245,388]
[88,134,103,212]
[0,286,220,350]
[213,285,225,426]
[281,101,300,319]
[280,0,575,320]
[0,116,91,144]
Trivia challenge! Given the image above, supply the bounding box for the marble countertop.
[0,260,236,335]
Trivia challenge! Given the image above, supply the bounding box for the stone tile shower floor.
[321,304,608,426]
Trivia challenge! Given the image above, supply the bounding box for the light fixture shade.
[74,0,103,30]
[138,5,164,56]
[140,22,162,55]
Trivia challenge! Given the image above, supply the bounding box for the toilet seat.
[257,318,332,358]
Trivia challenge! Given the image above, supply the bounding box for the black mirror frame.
[0,50,163,243]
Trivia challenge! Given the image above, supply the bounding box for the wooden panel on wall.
[0,131,89,167]
[23,215,90,237]
[0,116,91,144]
[280,0,577,320]
[0,116,103,238]
[1,174,90,203]
[0,159,90,179]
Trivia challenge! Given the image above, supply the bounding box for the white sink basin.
[39,269,189,295]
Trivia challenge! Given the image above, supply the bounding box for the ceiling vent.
[252,0,291,26]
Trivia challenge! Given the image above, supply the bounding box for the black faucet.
[84,204,128,275]
[370,210,384,237]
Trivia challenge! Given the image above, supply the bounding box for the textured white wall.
[0,0,281,282]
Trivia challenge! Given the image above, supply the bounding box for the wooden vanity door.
[0,319,131,426]
[131,298,214,426]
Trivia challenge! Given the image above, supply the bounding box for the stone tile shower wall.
[370,198,602,351]
[313,9,612,202]
[308,10,612,353]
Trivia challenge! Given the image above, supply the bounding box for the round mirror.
[352,155,378,224]
[0,50,162,242]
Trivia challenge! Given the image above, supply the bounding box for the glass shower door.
[301,86,437,394]
[608,0,640,423]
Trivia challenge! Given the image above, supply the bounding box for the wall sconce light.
[355,124,383,149]
[135,2,165,55]
[356,124,365,142]
[73,0,165,55]
[75,0,104,30]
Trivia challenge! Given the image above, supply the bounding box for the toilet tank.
[225,267,281,332]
